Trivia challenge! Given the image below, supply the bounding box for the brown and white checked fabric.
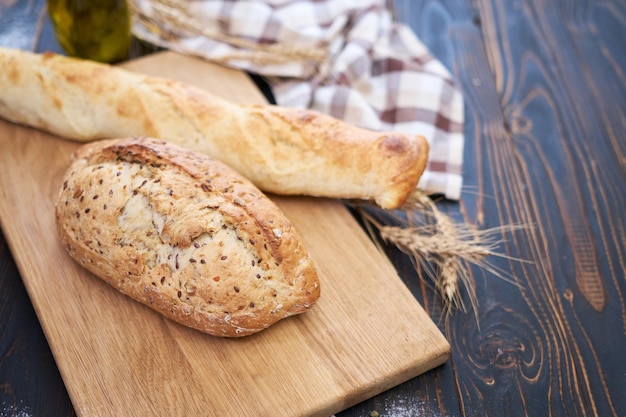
[132,0,465,200]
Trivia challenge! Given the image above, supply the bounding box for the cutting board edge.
[0,52,450,417]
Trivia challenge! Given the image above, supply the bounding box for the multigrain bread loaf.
[0,46,429,209]
[55,137,320,337]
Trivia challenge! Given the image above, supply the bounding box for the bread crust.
[0,47,429,209]
[55,137,320,337]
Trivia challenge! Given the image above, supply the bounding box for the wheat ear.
[355,189,527,313]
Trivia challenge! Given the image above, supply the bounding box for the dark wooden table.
[1,0,624,416]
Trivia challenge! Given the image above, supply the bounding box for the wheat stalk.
[355,189,528,314]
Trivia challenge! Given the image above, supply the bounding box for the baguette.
[0,46,429,209]
[55,137,320,337]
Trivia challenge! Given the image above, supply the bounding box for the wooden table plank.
[387,1,626,417]
[1,0,625,415]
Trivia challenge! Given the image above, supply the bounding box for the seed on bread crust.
[55,137,320,337]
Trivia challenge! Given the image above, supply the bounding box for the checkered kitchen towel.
[132,0,465,200]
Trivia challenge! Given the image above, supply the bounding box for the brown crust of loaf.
[54,137,320,337]
[0,47,429,209]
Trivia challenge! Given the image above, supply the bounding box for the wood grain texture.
[1,0,625,416]
[0,51,449,417]
[0,230,76,417]
[372,0,626,416]
[0,3,75,417]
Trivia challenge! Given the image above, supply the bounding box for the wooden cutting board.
[0,51,449,417]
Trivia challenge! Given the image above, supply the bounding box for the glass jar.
[48,0,131,63]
